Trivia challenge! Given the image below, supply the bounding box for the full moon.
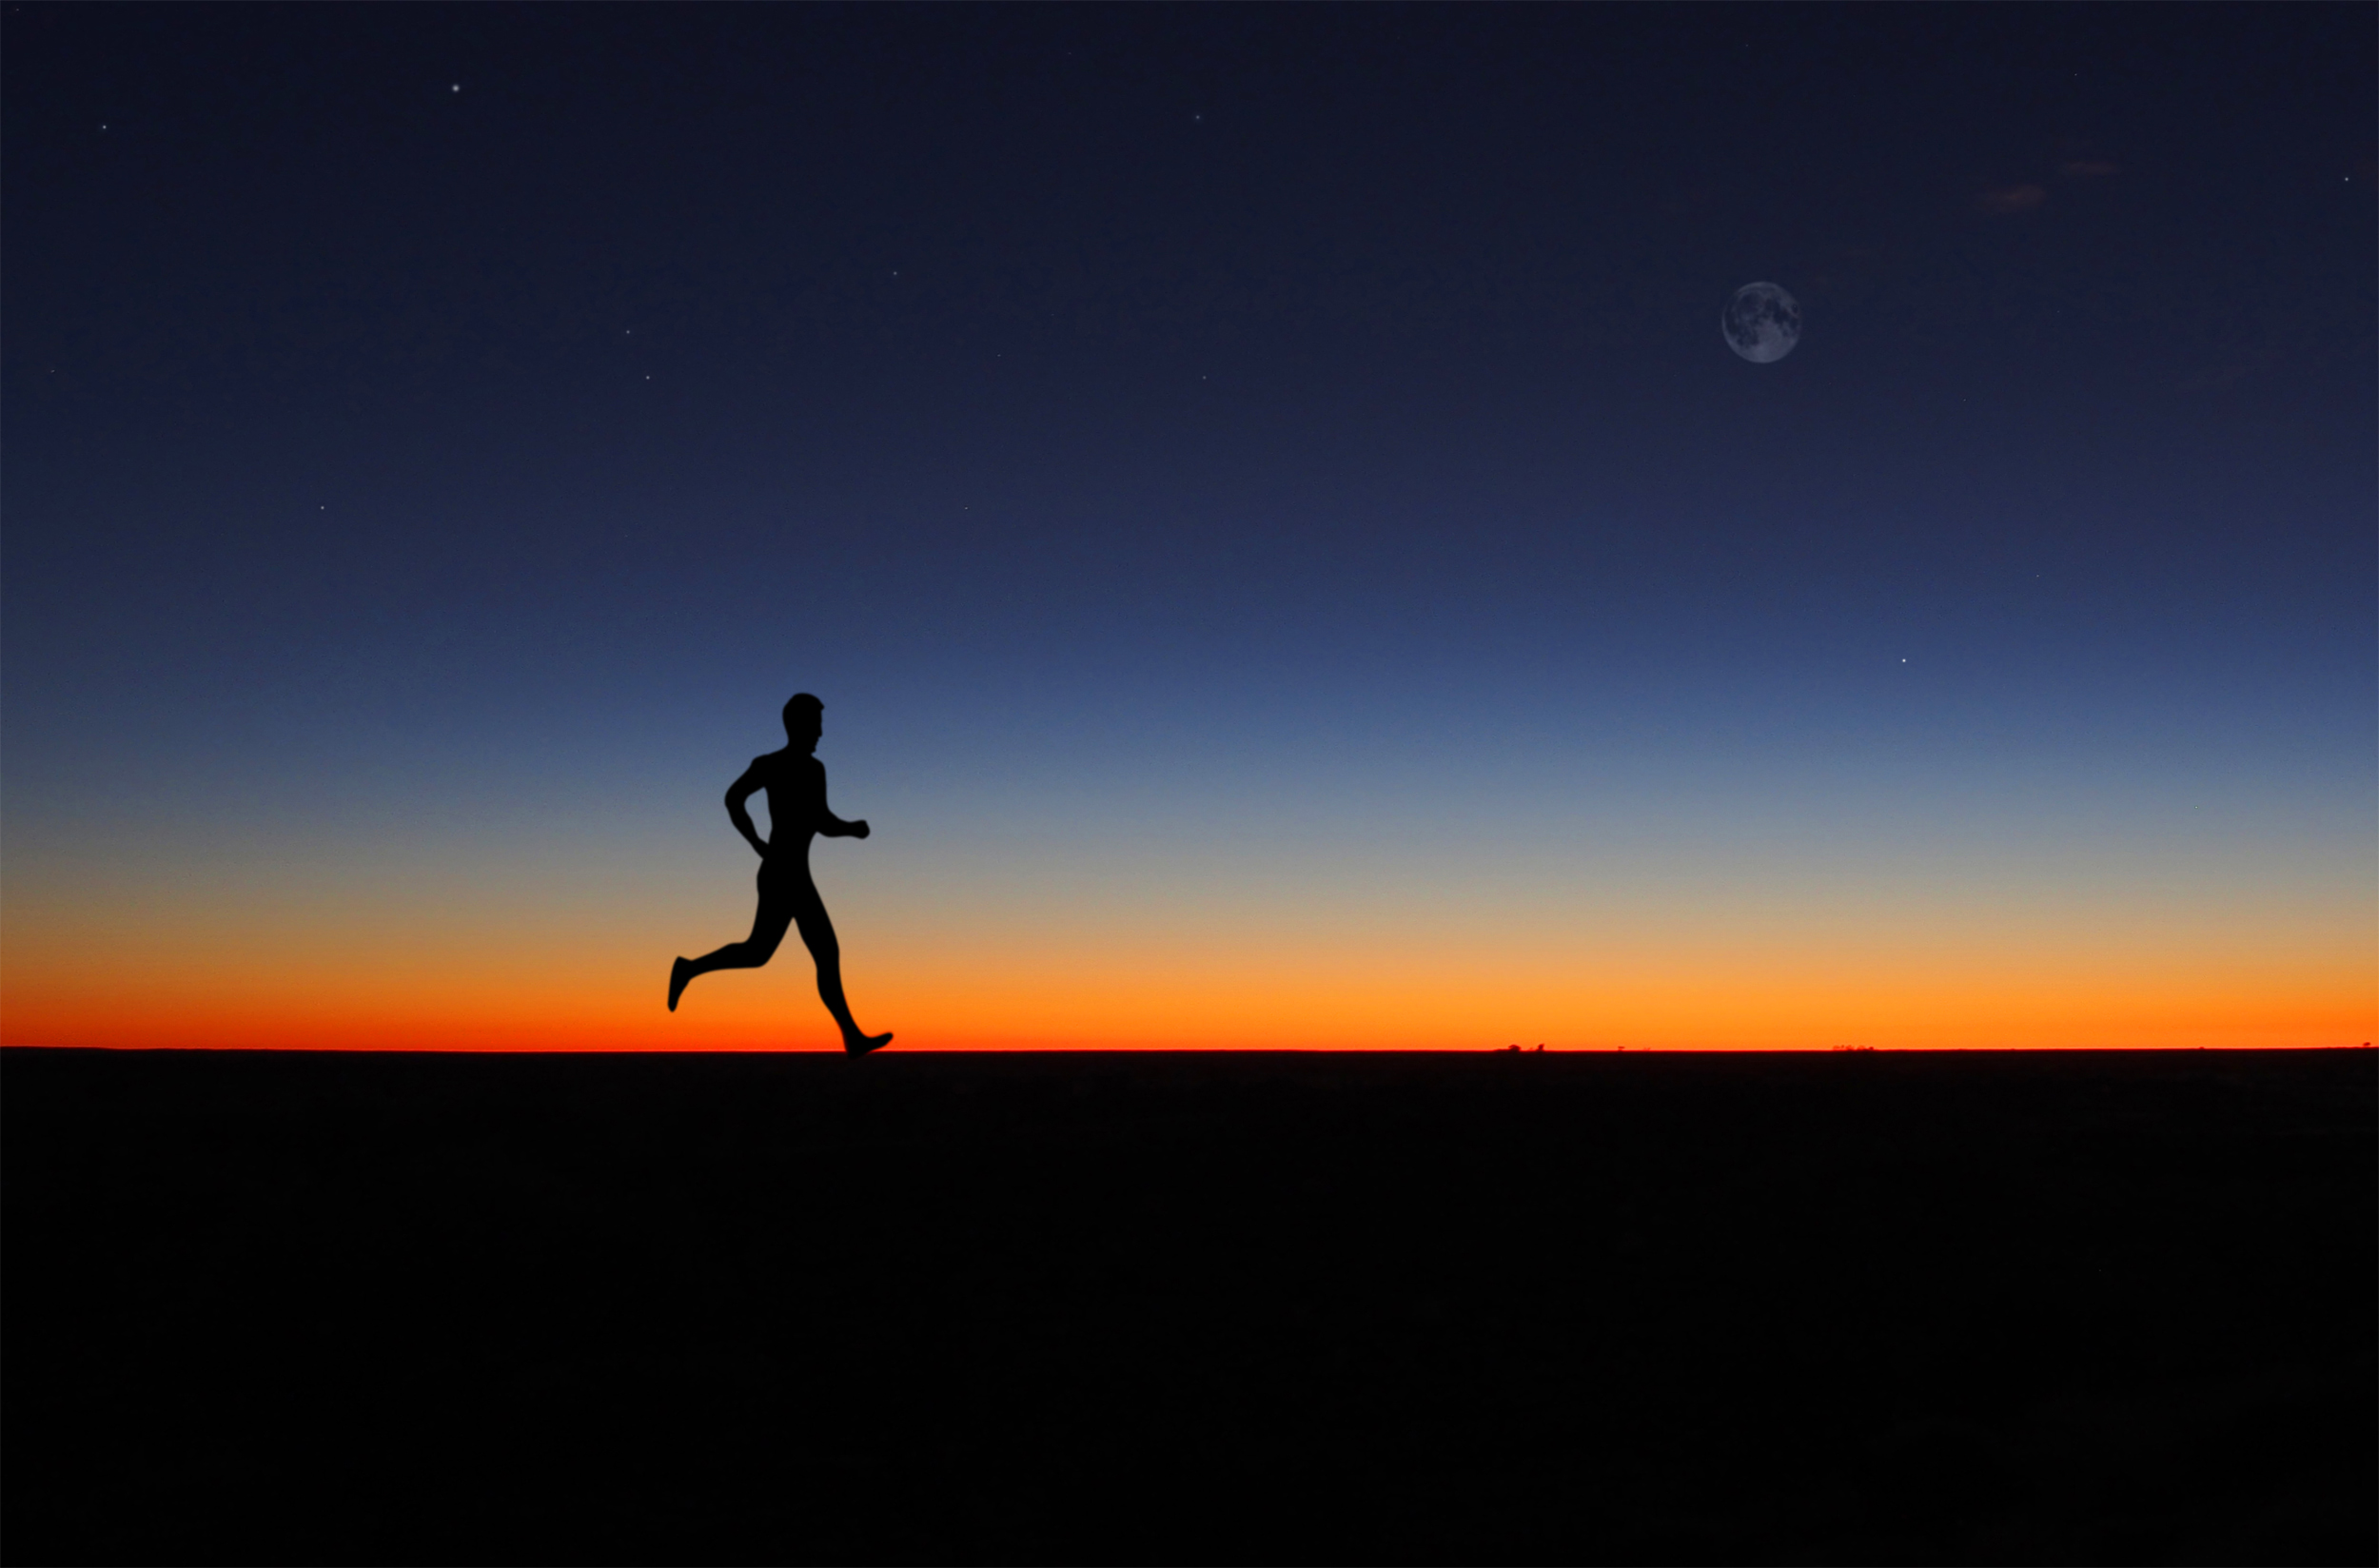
[1722,282,1801,363]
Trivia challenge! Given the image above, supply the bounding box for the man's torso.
[757,750,827,853]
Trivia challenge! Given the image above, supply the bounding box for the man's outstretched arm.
[725,764,771,857]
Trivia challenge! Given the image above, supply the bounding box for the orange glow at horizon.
[7,919,2370,1052]
[8,801,2371,1054]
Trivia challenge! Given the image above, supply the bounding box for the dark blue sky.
[4,5,2371,1049]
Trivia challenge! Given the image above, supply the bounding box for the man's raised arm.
[814,760,871,839]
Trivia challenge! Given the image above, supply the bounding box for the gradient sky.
[5,5,2372,1050]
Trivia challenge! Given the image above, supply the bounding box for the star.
[450,84,462,92]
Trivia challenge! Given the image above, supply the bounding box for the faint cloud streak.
[1976,184,2048,215]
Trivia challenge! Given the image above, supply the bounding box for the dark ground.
[4,1048,2371,1565]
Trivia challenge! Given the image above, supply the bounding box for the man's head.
[783,693,824,752]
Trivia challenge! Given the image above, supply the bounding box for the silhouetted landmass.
[5,1048,2371,1564]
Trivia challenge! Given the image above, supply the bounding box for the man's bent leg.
[670,882,795,1010]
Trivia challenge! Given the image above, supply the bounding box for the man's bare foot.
[844,1030,893,1055]
[668,957,691,1012]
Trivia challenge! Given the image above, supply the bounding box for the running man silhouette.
[668,694,893,1053]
